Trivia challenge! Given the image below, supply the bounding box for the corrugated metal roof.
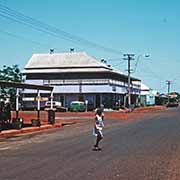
[25,52,110,69]
[23,52,140,81]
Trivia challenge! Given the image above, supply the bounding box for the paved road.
[0,108,180,180]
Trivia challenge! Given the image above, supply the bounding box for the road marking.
[0,146,10,151]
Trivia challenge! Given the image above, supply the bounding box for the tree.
[0,65,22,108]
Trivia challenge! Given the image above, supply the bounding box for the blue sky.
[0,0,180,92]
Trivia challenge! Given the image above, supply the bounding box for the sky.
[0,0,180,93]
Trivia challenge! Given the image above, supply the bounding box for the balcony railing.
[43,79,140,89]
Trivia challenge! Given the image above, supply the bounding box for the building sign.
[112,86,116,92]
[35,97,48,101]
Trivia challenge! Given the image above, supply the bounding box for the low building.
[22,51,141,110]
[140,83,157,106]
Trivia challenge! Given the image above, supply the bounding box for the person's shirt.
[95,114,104,130]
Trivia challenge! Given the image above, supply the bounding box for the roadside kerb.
[0,122,76,138]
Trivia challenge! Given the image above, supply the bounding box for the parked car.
[44,101,67,112]
[69,101,86,112]
[166,101,179,108]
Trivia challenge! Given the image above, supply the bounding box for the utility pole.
[166,80,171,102]
[123,54,135,108]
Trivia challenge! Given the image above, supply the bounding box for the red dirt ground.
[11,106,166,124]
[0,105,166,138]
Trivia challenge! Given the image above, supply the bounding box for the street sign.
[35,97,48,101]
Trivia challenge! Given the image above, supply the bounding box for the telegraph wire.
[0,12,77,44]
[141,62,164,80]
[156,84,167,92]
[0,4,123,55]
[133,57,141,73]
[0,5,92,44]
[0,28,50,48]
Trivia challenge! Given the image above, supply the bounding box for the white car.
[44,101,67,112]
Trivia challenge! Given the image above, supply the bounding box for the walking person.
[93,108,104,151]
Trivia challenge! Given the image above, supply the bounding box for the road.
[0,108,180,180]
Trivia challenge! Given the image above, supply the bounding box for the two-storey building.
[23,51,141,109]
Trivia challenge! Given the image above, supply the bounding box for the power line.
[0,11,75,43]
[0,28,50,48]
[0,3,123,55]
[140,62,164,80]
[156,84,167,92]
[133,54,150,73]
[108,57,124,61]
[0,4,88,43]
[112,61,126,67]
